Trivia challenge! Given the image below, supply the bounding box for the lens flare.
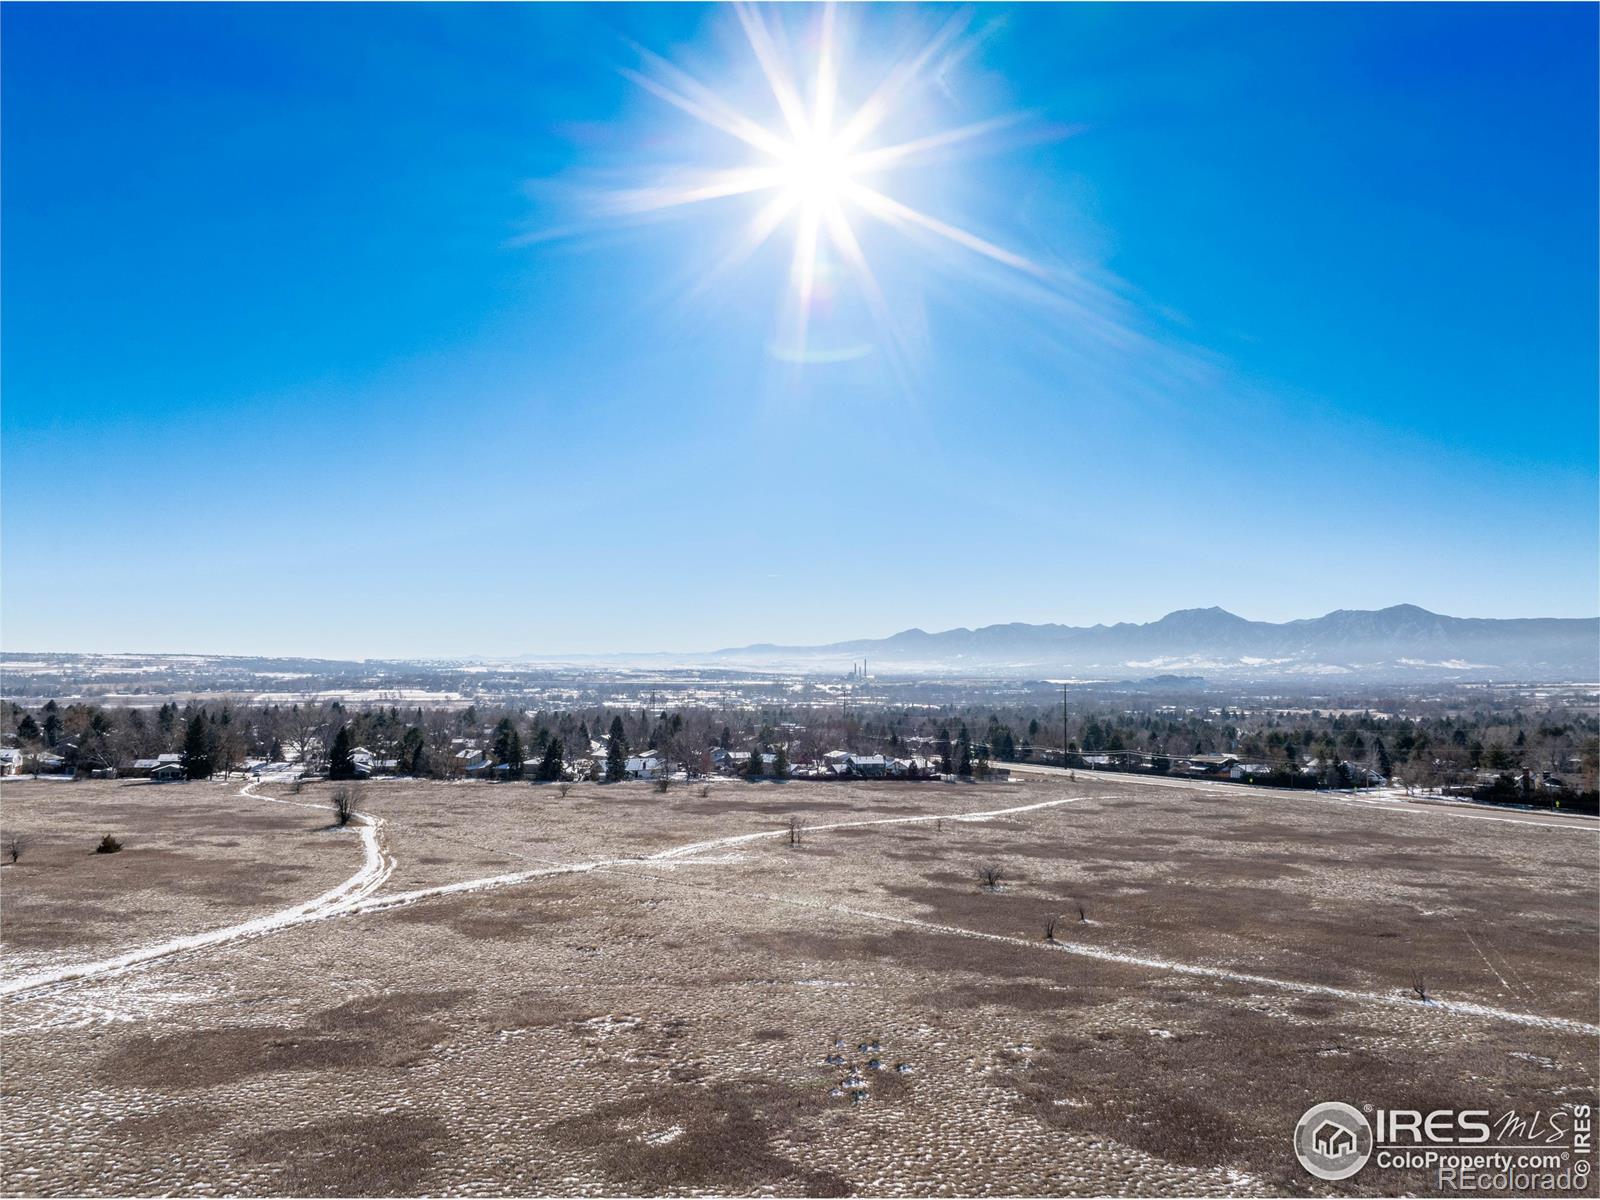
[606,3,1043,367]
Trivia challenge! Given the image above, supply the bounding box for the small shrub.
[977,863,1004,891]
[1410,972,1429,1002]
[1044,916,1059,942]
[698,784,711,798]
[788,815,808,847]
[6,836,22,865]
[95,834,124,855]
[654,776,671,794]
[290,778,305,795]
[332,787,355,828]
[1077,902,1088,923]
[557,782,573,799]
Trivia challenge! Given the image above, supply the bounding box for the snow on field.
[0,781,392,1001]
[3,773,1595,1197]
[5,779,1595,1042]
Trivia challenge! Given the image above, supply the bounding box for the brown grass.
[239,1113,449,1196]
[1005,998,1599,1195]
[97,991,466,1089]
[387,890,580,940]
[544,1080,849,1196]
[3,775,1595,1197]
[0,783,355,957]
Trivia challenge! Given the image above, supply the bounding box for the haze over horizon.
[6,602,1596,670]
[3,4,1596,660]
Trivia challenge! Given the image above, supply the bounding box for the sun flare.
[608,3,1041,366]
[776,132,853,211]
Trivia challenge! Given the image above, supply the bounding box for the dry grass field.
[1,773,1596,1197]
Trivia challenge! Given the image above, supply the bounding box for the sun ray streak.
[823,205,883,323]
[847,182,1044,276]
[601,166,785,216]
[736,3,812,140]
[620,59,790,159]
[787,205,823,358]
[812,2,838,138]
[845,113,1029,174]
[832,10,969,152]
[822,201,914,388]
[685,191,800,303]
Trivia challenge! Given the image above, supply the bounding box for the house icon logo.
[1294,1102,1373,1180]
[1313,1120,1356,1157]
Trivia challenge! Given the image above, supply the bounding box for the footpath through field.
[0,781,394,999]
[5,780,1596,1042]
[1005,762,1600,833]
[0,788,1087,1002]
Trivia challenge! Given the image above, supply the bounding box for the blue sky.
[3,3,1595,658]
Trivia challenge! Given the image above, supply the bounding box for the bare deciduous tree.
[1044,915,1059,942]
[1077,902,1088,923]
[6,836,23,865]
[655,775,672,794]
[282,703,329,773]
[424,710,456,778]
[978,863,1003,891]
[557,781,573,799]
[333,786,356,828]
[1410,971,1429,1002]
[210,710,247,780]
[788,815,808,847]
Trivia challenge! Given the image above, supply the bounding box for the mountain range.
[698,605,1599,681]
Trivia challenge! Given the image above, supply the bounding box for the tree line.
[6,692,1596,797]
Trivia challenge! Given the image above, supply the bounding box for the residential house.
[1176,754,1237,777]
[847,754,888,778]
[626,751,666,780]
[1228,763,1275,781]
[1340,762,1388,788]
[454,747,490,776]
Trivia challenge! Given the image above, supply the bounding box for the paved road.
[1006,761,1600,833]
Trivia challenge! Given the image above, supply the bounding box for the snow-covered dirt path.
[5,785,1595,1041]
[807,901,1600,1037]
[301,793,1094,918]
[605,860,1600,1038]
[1007,763,1600,833]
[0,791,1083,1002]
[0,781,394,1000]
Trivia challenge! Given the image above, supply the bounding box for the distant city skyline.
[3,4,1595,659]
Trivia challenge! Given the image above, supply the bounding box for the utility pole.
[1062,682,1069,769]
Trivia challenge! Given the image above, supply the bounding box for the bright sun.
[776,132,852,211]
[609,4,1040,363]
